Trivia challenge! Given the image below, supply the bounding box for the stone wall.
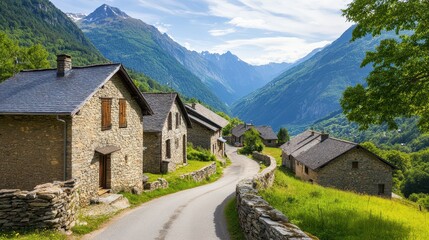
[236,153,312,239]
[180,162,216,182]
[71,73,144,205]
[0,115,70,190]
[0,179,78,232]
[316,147,393,197]
[143,178,168,191]
[187,119,212,150]
[253,151,272,166]
[143,132,162,173]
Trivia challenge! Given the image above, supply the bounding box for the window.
[166,139,171,159]
[268,140,272,143]
[119,99,127,128]
[176,112,179,129]
[378,184,385,195]
[168,112,172,130]
[352,161,359,169]
[175,138,179,149]
[304,166,309,174]
[101,98,112,131]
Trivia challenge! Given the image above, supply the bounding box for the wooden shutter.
[119,99,127,128]
[101,98,112,130]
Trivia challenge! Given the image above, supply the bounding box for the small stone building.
[0,54,153,205]
[281,130,395,197]
[185,103,228,158]
[142,93,192,173]
[231,124,278,147]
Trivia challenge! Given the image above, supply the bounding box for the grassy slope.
[224,197,245,240]
[261,148,429,239]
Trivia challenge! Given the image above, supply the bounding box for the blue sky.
[50,0,353,65]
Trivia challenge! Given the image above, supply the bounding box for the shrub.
[187,144,216,162]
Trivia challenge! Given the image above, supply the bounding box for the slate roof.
[255,126,278,140]
[0,64,152,116]
[143,93,191,132]
[280,130,395,170]
[231,124,254,137]
[185,103,228,131]
[231,124,277,140]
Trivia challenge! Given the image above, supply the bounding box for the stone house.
[281,130,395,197]
[142,93,192,173]
[231,124,278,147]
[185,103,228,158]
[0,54,153,205]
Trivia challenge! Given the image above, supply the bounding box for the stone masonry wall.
[180,162,216,182]
[0,179,78,232]
[317,147,393,197]
[71,73,144,205]
[0,115,70,190]
[143,132,162,173]
[187,119,224,158]
[236,152,311,239]
[160,102,188,172]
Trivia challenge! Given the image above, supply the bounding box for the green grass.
[262,147,282,166]
[260,168,429,240]
[224,197,245,240]
[71,213,114,235]
[0,230,65,240]
[145,160,214,182]
[123,161,224,206]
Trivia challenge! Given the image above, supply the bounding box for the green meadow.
[261,168,429,240]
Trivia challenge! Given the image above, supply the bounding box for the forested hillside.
[0,0,106,66]
[232,26,396,130]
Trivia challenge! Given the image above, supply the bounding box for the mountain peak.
[83,4,129,23]
[66,13,86,22]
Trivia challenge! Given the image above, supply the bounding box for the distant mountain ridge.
[75,4,229,112]
[232,26,396,131]
[69,4,290,108]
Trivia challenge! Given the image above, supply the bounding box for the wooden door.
[99,154,109,189]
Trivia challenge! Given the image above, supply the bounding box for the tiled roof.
[143,93,191,132]
[189,115,218,131]
[281,130,394,170]
[231,124,277,140]
[231,124,254,137]
[297,138,356,170]
[185,103,228,131]
[255,126,278,140]
[0,64,152,116]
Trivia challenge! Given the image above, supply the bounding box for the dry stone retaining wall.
[180,162,216,182]
[236,152,312,239]
[0,179,78,232]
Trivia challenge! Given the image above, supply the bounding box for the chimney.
[321,132,329,142]
[57,54,72,77]
[191,102,196,109]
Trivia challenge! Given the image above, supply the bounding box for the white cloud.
[208,28,236,36]
[210,37,330,65]
[205,0,352,40]
[154,22,171,33]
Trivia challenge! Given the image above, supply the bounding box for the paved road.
[86,145,259,240]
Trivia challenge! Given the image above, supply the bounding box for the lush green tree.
[222,117,243,136]
[384,150,411,173]
[402,168,429,197]
[341,0,429,130]
[239,128,264,155]
[0,32,50,82]
[277,127,290,145]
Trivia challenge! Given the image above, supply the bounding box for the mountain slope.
[0,0,105,66]
[232,26,395,130]
[78,4,228,112]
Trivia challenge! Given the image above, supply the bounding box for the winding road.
[86,145,259,240]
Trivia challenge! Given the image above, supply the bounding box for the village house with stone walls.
[231,123,278,147]
[142,93,192,173]
[185,103,228,158]
[0,54,153,205]
[281,130,395,197]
